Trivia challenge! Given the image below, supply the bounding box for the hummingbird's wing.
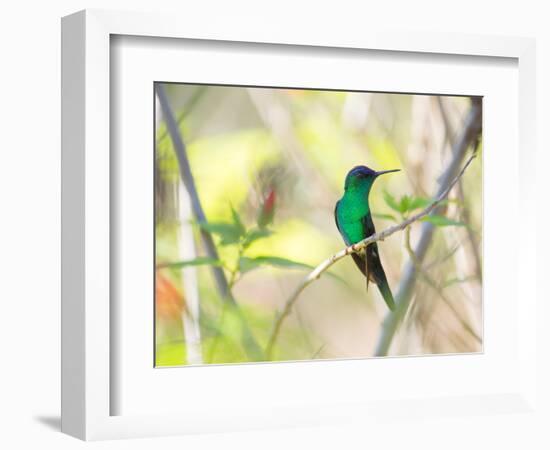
[334,200,368,285]
[362,214,395,311]
[334,200,344,240]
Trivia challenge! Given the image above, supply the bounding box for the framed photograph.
[153,83,482,365]
[61,9,537,440]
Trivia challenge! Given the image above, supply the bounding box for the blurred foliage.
[155,85,482,366]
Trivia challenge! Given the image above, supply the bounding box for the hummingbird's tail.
[351,250,396,311]
[365,243,396,311]
[376,278,396,311]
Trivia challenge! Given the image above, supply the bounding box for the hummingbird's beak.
[376,169,400,176]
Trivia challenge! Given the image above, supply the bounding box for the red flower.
[257,188,276,228]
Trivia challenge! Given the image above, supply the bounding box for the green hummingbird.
[334,165,400,311]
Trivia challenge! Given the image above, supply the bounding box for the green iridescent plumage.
[335,166,400,311]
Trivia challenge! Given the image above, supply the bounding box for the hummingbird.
[334,166,400,311]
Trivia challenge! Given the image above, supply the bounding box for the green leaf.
[408,197,456,212]
[397,195,432,214]
[421,215,465,227]
[407,196,432,211]
[197,221,243,245]
[239,255,315,273]
[383,190,401,213]
[242,228,274,248]
[399,195,411,213]
[230,204,246,237]
[160,257,223,269]
[372,213,397,222]
[238,256,344,283]
[257,207,274,229]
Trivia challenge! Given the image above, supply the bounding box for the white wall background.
[0,1,547,448]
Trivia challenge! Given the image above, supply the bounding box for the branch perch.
[265,153,477,359]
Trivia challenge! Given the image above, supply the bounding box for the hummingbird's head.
[344,165,400,191]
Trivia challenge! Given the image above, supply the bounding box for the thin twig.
[156,84,264,361]
[156,86,207,144]
[436,96,456,150]
[457,179,483,282]
[424,240,462,270]
[404,228,481,344]
[311,344,326,359]
[265,153,477,359]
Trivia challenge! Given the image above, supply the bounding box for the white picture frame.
[61,9,537,441]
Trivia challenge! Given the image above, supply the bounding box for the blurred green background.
[155,84,482,366]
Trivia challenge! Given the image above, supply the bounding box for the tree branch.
[156,83,264,361]
[265,152,477,360]
[374,98,482,356]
